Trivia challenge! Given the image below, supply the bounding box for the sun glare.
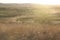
[0,0,60,5]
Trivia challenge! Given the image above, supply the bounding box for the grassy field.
[0,3,60,40]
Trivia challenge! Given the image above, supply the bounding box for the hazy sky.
[0,0,60,5]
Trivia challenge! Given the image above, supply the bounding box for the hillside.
[0,3,60,40]
[0,3,60,24]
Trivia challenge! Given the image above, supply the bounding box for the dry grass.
[0,23,60,40]
[0,3,60,40]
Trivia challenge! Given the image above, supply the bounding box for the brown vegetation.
[0,23,60,40]
[0,3,60,40]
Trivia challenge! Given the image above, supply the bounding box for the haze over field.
[0,3,60,24]
[0,0,60,40]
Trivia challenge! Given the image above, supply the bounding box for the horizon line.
[0,2,60,5]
